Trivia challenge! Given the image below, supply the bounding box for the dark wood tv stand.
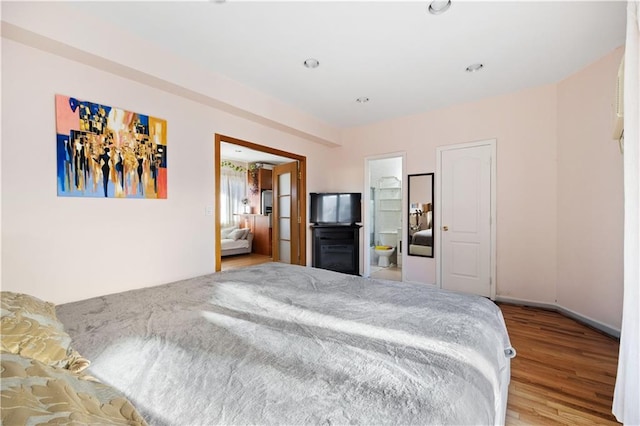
[311,224,361,275]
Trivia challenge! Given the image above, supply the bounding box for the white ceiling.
[71,1,626,129]
[220,142,291,164]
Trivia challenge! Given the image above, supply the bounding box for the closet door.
[439,141,495,298]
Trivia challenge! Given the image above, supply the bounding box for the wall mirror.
[407,173,434,258]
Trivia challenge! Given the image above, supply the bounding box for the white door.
[439,141,494,297]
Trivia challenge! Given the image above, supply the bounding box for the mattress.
[57,263,514,425]
[409,243,433,256]
[411,228,433,246]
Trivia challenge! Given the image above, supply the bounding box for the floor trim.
[495,296,621,339]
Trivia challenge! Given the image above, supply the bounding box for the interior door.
[440,143,493,297]
[273,161,300,264]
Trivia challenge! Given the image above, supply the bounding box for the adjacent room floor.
[221,253,271,271]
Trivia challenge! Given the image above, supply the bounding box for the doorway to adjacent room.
[215,134,307,272]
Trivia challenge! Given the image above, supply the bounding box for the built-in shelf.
[376,177,402,229]
[379,200,401,211]
[378,188,401,200]
[378,176,401,190]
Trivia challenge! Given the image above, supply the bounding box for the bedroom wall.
[332,48,624,331]
[556,47,624,329]
[0,38,332,304]
[336,84,559,300]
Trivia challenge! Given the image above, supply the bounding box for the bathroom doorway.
[363,153,405,281]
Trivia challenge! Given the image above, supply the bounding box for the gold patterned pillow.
[1,292,89,371]
[1,352,148,425]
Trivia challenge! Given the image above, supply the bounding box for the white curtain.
[220,167,247,227]
[613,2,640,424]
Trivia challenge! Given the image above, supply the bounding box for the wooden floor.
[221,252,272,271]
[499,303,620,425]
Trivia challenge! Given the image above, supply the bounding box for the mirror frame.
[407,173,434,258]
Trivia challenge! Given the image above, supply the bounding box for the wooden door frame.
[435,139,496,299]
[215,134,307,272]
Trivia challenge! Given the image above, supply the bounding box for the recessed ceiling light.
[356,97,370,103]
[466,63,484,72]
[303,58,320,69]
[428,0,452,15]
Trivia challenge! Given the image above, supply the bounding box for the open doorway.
[215,134,307,272]
[363,153,405,281]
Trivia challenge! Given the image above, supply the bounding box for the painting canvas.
[56,94,167,198]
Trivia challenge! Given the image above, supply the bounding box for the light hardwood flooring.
[369,264,402,281]
[499,303,620,425]
[221,253,272,271]
[218,257,621,425]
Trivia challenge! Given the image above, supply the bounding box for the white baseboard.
[495,296,620,339]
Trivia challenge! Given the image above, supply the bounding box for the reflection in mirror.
[408,173,434,258]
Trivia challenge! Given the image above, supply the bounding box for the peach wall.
[0,39,331,304]
[556,47,624,328]
[334,48,624,330]
[336,84,559,301]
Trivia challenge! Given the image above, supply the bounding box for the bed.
[52,263,515,425]
[410,228,433,256]
[221,226,253,256]
[0,291,147,425]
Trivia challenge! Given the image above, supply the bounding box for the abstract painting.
[56,95,167,198]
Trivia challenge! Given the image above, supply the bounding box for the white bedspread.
[57,263,514,426]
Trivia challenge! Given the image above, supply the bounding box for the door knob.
[443,226,449,231]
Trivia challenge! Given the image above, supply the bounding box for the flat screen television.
[310,192,362,225]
